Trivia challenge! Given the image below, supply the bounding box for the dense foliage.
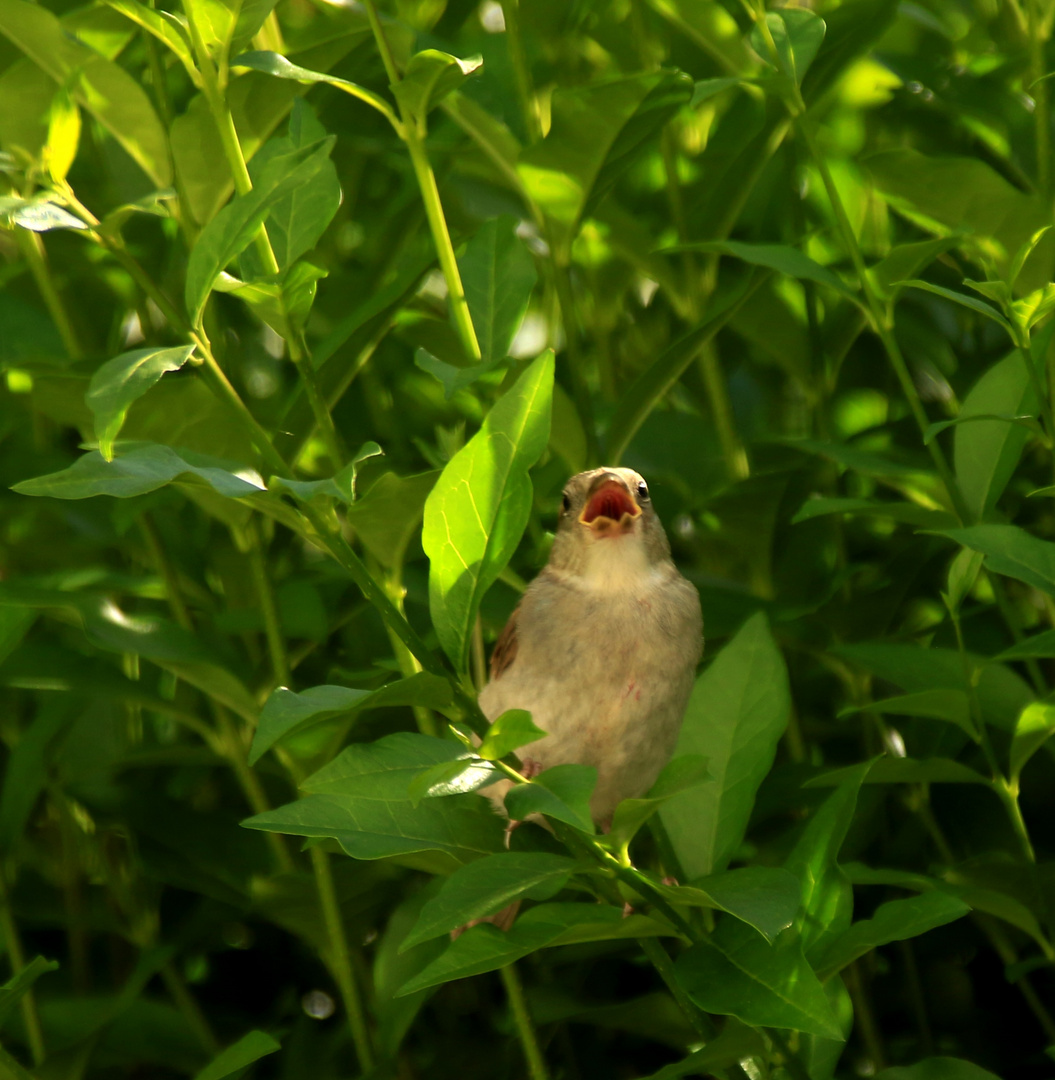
[1,0,1055,1076]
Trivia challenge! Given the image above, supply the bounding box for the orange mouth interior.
[580,482,639,525]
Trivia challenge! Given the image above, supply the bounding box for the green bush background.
[1,0,1054,1076]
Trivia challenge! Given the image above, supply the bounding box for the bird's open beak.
[579,478,641,536]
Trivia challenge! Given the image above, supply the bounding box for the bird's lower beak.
[579,480,641,535]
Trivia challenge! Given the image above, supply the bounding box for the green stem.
[310,846,376,1072]
[700,344,749,481]
[0,870,45,1067]
[183,0,279,277]
[1027,0,1051,195]
[17,230,82,360]
[160,961,220,1055]
[140,515,193,630]
[499,963,549,1080]
[638,937,713,1042]
[550,255,598,462]
[1016,342,1055,443]
[363,0,481,362]
[500,0,542,143]
[246,523,292,687]
[378,568,438,735]
[994,778,1037,864]
[288,335,345,469]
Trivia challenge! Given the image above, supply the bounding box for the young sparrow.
[479,468,703,828]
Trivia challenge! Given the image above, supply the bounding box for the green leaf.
[926,412,1043,446]
[841,690,976,742]
[1013,281,1055,330]
[393,49,482,128]
[868,149,1055,292]
[896,280,1014,335]
[654,866,800,942]
[674,921,843,1039]
[12,443,267,501]
[184,136,335,323]
[344,470,439,570]
[955,346,1044,523]
[233,50,399,128]
[1009,702,1055,780]
[247,100,341,270]
[193,1030,281,1080]
[791,497,956,528]
[937,524,1055,597]
[867,237,961,300]
[751,9,826,83]
[607,754,711,854]
[397,903,672,995]
[269,441,383,506]
[504,764,598,832]
[87,346,195,462]
[105,0,200,84]
[249,674,455,765]
[0,0,171,185]
[0,706,73,853]
[785,760,872,962]
[0,956,57,1024]
[815,893,970,980]
[875,1059,1001,1080]
[215,261,328,341]
[0,195,87,231]
[415,348,512,400]
[660,613,790,879]
[401,852,579,949]
[691,77,744,105]
[640,1022,766,1080]
[422,351,554,671]
[406,756,500,802]
[670,240,858,301]
[518,70,693,253]
[458,216,538,364]
[994,629,1055,660]
[477,709,547,761]
[805,757,989,787]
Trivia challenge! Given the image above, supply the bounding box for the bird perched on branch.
[479,467,703,829]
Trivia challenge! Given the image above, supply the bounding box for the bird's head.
[548,467,672,585]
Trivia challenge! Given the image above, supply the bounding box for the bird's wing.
[490,605,520,679]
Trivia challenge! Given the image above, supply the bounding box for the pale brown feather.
[489,605,520,680]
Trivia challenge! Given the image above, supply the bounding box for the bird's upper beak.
[579,475,641,536]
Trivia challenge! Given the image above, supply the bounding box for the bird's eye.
[561,493,571,513]
[637,482,650,502]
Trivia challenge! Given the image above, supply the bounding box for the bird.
[478,467,704,830]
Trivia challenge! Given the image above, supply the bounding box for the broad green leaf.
[504,764,598,832]
[393,49,482,128]
[945,547,985,613]
[926,413,1043,446]
[269,441,383,505]
[654,866,800,942]
[642,0,754,76]
[751,9,826,83]
[607,755,711,854]
[87,346,195,461]
[691,77,743,104]
[875,1059,1001,1080]
[607,272,763,463]
[12,443,266,501]
[1009,702,1055,780]
[477,709,547,761]
[835,642,1032,731]
[956,339,1047,524]
[458,216,537,364]
[193,1030,281,1080]
[44,86,79,182]
[896,280,1014,335]
[518,71,693,253]
[640,1022,766,1080]
[868,237,961,300]
[185,137,335,323]
[1009,226,1052,288]
[247,100,341,270]
[0,0,170,185]
[785,760,871,962]
[841,690,976,741]
[815,893,970,980]
[244,789,506,863]
[415,348,512,400]
[938,524,1055,597]
[105,0,199,83]
[183,0,274,57]
[994,629,1055,661]
[671,240,858,301]
[232,50,399,128]
[1013,281,1055,329]
[344,470,439,570]
[422,351,554,671]
[805,757,989,787]
[0,956,58,1025]
[249,674,455,765]
[791,497,956,528]
[407,756,499,802]
[660,613,790,879]
[401,853,579,949]
[674,921,843,1039]
[215,262,328,341]
[868,149,1054,291]
[397,903,672,995]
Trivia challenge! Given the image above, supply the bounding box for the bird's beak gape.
[579,479,641,536]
